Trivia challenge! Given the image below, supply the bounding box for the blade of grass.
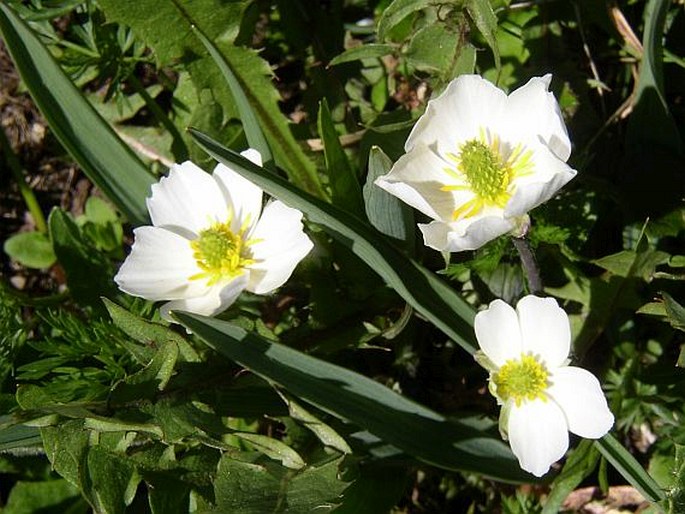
[175,311,525,481]
[0,3,154,226]
[189,128,477,354]
[595,434,665,502]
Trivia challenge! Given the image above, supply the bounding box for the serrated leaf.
[279,394,351,454]
[377,0,433,41]
[3,231,56,269]
[49,209,118,311]
[189,129,478,354]
[97,0,326,198]
[318,98,365,215]
[329,44,394,66]
[0,4,154,226]
[234,432,305,470]
[103,298,199,364]
[405,24,460,74]
[466,0,501,72]
[175,312,525,481]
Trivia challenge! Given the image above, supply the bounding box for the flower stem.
[0,128,48,234]
[512,236,543,294]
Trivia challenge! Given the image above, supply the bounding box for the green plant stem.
[127,74,188,161]
[512,236,542,294]
[0,128,48,234]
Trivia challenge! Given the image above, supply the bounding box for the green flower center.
[458,140,511,202]
[190,220,255,285]
[493,354,549,406]
[442,130,535,220]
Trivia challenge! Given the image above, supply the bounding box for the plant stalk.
[0,128,48,234]
[512,236,543,294]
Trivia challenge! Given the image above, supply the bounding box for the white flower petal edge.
[146,161,228,237]
[375,74,577,252]
[507,399,569,477]
[548,367,615,438]
[247,201,314,295]
[114,226,204,301]
[114,150,313,322]
[474,295,614,477]
[516,295,570,367]
[474,299,523,367]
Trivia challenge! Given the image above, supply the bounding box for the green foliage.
[1,0,685,511]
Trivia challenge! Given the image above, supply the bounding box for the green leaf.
[329,44,394,66]
[97,0,326,198]
[192,25,273,169]
[335,462,408,514]
[233,432,305,470]
[279,394,351,454]
[212,453,348,513]
[595,434,665,502]
[189,129,478,354]
[363,146,414,251]
[317,99,365,215]
[465,0,501,72]
[48,209,117,311]
[542,440,599,514]
[103,298,200,364]
[3,480,84,514]
[174,312,525,481]
[0,422,42,451]
[405,24,461,74]
[3,231,56,269]
[0,4,154,226]
[87,445,140,514]
[377,0,432,41]
[41,420,91,495]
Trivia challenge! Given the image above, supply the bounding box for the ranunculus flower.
[114,150,313,320]
[474,295,614,477]
[375,74,576,252]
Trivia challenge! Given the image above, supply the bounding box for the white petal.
[419,214,515,252]
[475,299,523,366]
[502,75,572,161]
[504,144,577,217]
[374,145,458,221]
[114,226,203,301]
[516,295,570,367]
[160,274,249,321]
[147,161,228,236]
[507,399,569,477]
[548,367,614,438]
[212,151,264,233]
[407,75,507,156]
[246,201,313,295]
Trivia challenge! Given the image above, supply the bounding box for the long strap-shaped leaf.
[175,311,524,481]
[189,128,478,354]
[0,4,154,226]
[189,129,663,499]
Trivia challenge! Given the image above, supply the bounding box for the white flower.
[375,74,577,252]
[114,150,313,320]
[474,295,614,477]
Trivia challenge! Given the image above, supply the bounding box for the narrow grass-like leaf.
[0,4,154,226]
[0,422,42,452]
[174,312,524,481]
[189,128,477,354]
[192,26,273,169]
[595,434,665,502]
[317,99,365,215]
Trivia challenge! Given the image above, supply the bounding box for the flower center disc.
[191,222,253,284]
[493,354,549,406]
[458,139,511,202]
